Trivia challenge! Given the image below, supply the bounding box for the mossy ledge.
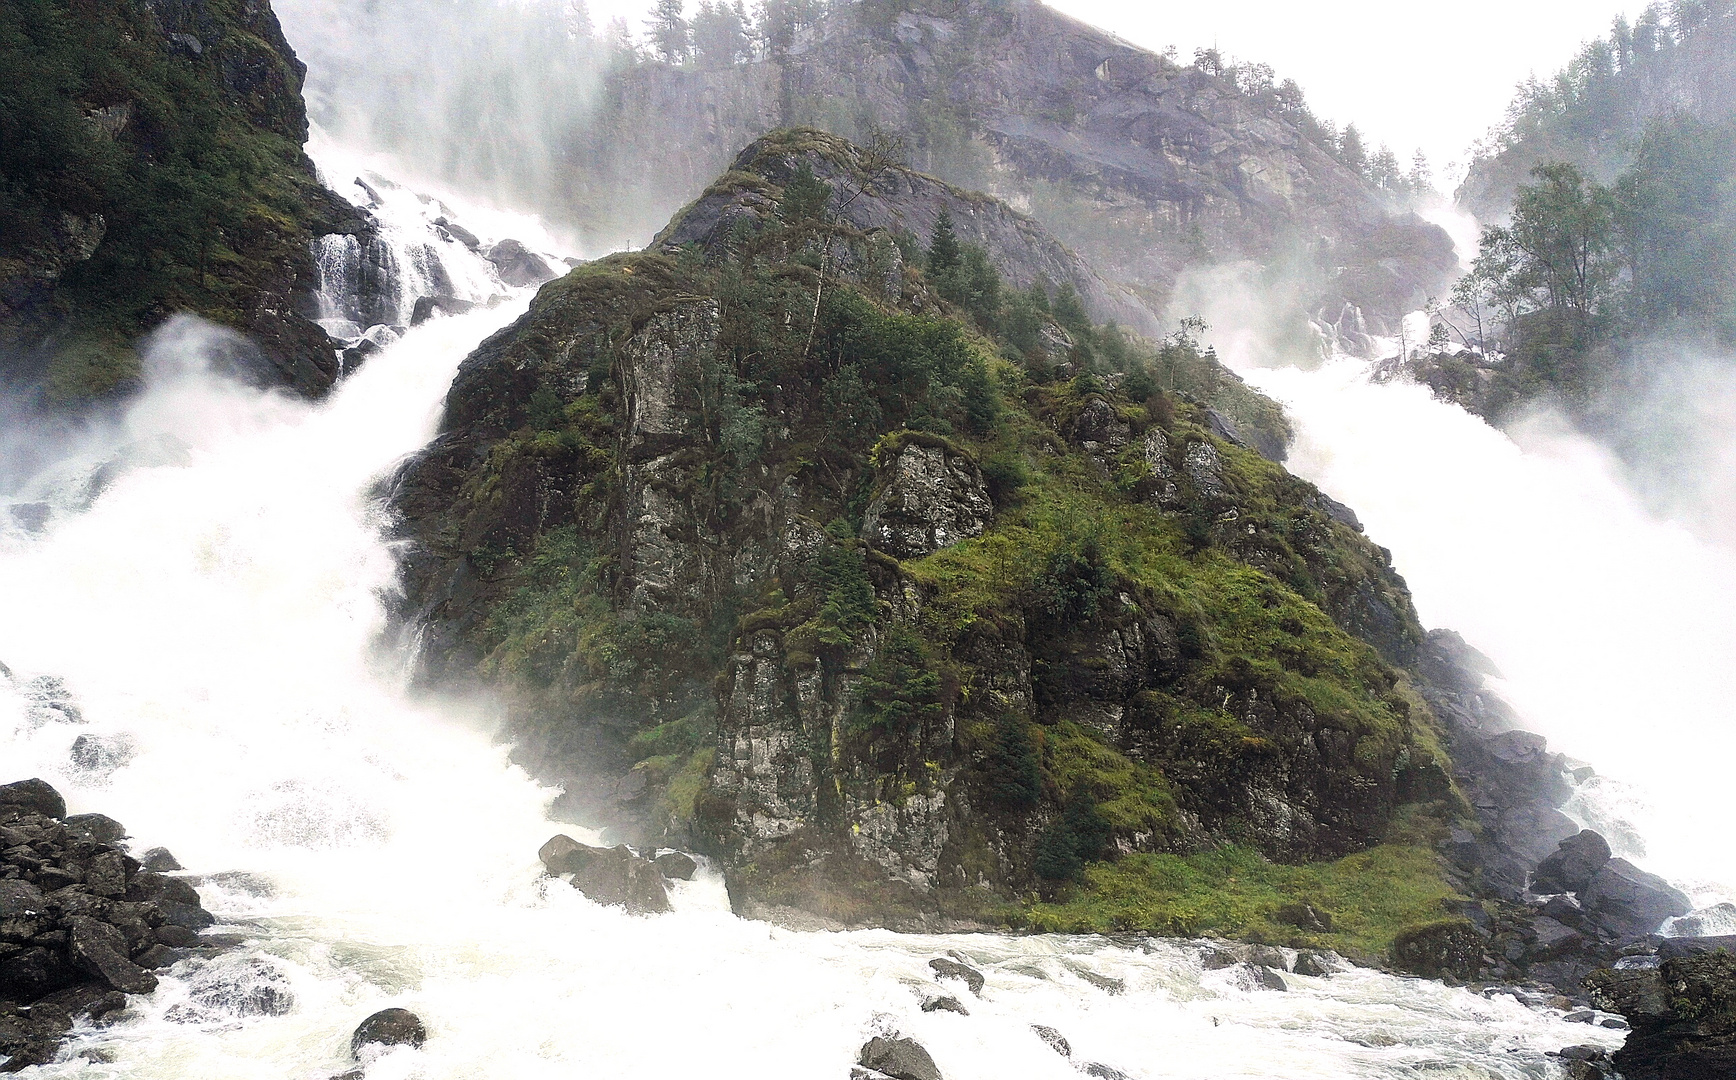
[392,129,1470,961]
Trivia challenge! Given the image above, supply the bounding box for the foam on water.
[0,286,1609,1079]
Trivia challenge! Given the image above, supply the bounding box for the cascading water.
[0,173,1616,1078]
[1238,351,1736,908]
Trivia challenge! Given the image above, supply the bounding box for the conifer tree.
[647,0,691,64]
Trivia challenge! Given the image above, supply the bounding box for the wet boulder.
[861,439,993,559]
[485,239,557,288]
[653,851,697,881]
[1031,1025,1070,1057]
[410,295,475,326]
[856,1036,942,1080]
[352,1007,427,1057]
[67,916,157,994]
[1591,950,1736,1080]
[1532,831,1612,895]
[1580,859,1691,937]
[139,847,183,873]
[537,835,670,914]
[1391,920,1485,981]
[928,957,984,995]
[0,779,66,819]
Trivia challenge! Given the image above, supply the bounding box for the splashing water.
[1242,356,1736,904]
[0,283,1612,1079]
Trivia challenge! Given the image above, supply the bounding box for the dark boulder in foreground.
[0,778,225,1073]
[538,835,670,914]
[1589,947,1736,1079]
[352,1008,427,1057]
[855,1036,942,1080]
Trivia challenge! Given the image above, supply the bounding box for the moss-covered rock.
[0,0,357,401]
[393,130,1462,952]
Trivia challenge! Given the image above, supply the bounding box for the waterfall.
[0,217,1609,1078]
[1240,357,1736,905]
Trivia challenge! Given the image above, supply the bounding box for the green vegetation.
[423,134,1458,956]
[1018,842,1459,960]
[1463,2,1736,216]
[0,0,339,397]
[1447,109,1736,411]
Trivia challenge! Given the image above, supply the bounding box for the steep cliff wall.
[576,0,1456,334]
[0,0,361,402]
[391,132,1462,942]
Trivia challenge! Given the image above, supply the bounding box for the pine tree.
[927,209,962,277]
[646,0,690,64]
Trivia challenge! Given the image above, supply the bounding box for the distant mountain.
[1458,1,1736,221]
[581,0,1455,336]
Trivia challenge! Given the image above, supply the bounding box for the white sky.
[584,0,1654,184]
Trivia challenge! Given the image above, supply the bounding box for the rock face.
[584,1,1455,331]
[393,131,1453,933]
[1589,948,1736,1080]
[861,440,994,559]
[538,836,671,914]
[0,778,224,1072]
[0,0,362,403]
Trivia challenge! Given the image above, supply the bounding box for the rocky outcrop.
[393,133,1453,935]
[538,836,672,914]
[1588,943,1736,1080]
[0,779,224,1072]
[0,0,359,403]
[861,439,994,559]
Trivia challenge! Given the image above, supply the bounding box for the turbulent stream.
[0,155,1677,1077]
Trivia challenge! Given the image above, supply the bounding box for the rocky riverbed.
[0,778,222,1072]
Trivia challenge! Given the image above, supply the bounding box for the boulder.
[67,916,157,994]
[920,995,968,1015]
[0,778,66,819]
[537,836,670,914]
[1392,920,1485,980]
[1292,950,1350,977]
[1527,916,1587,961]
[433,217,481,250]
[69,734,135,777]
[410,295,475,326]
[139,847,183,873]
[1082,1065,1133,1080]
[1580,859,1692,936]
[1031,1025,1070,1057]
[65,813,127,844]
[485,239,557,288]
[653,851,697,881]
[352,1007,427,1057]
[857,1036,942,1080]
[861,441,993,558]
[929,957,984,995]
[1532,831,1612,895]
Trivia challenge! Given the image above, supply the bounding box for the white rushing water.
[1241,356,1736,905]
[0,185,1614,1077]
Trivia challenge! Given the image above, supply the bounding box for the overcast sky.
[583,0,1653,184]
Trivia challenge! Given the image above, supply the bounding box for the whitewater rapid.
[0,267,1614,1079]
[1241,357,1736,904]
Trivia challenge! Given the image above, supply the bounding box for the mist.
[275,0,615,252]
